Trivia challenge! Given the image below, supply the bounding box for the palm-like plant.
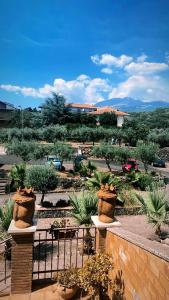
[136,186,168,236]
[69,192,98,225]
[69,192,98,254]
[86,171,119,191]
[10,163,26,189]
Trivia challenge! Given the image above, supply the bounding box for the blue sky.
[0,0,169,108]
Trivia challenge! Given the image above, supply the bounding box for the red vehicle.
[122,158,139,173]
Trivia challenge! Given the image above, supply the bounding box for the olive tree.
[91,144,117,172]
[25,165,58,206]
[135,141,159,172]
[6,140,51,162]
[52,142,74,164]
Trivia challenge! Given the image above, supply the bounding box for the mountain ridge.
[95,97,169,112]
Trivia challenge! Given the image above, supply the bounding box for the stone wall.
[106,228,169,300]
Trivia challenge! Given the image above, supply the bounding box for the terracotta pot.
[97,186,117,223]
[56,284,78,299]
[12,188,36,228]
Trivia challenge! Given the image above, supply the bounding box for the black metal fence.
[33,226,96,280]
[0,238,12,295]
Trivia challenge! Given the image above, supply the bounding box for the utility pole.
[18,106,23,140]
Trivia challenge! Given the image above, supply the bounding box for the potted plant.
[78,253,113,299]
[53,268,80,299]
[87,171,117,223]
[49,218,77,239]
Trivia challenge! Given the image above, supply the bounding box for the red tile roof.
[89,106,129,116]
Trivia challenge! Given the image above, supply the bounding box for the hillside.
[96,97,169,112]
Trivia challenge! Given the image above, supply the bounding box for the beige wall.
[117,116,124,127]
[106,230,169,300]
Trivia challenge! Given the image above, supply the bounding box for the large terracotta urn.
[97,184,117,223]
[12,188,36,228]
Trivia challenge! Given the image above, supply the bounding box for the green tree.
[99,112,117,126]
[135,141,159,172]
[41,125,67,142]
[25,166,58,206]
[6,140,51,162]
[52,142,74,164]
[41,93,70,125]
[115,147,133,163]
[91,144,117,171]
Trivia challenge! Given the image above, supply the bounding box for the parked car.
[122,158,139,173]
[153,158,166,168]
[46,156,63,170]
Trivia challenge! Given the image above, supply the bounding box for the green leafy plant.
[53,267,80,288]
[91,144,117,171]
[0,199,14,239]
[69,192,98,254]
[78,253,113,296]
[118,188,138,207]
[135,141,159,172]
[135,186,168,236]
[87,171,120,191]
[10,163,26,189]
[25,165,58,206]
[69,192,98,225]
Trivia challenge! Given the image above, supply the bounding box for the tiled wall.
[106,230,169,300]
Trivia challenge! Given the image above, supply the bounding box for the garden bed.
[35,205,142,219]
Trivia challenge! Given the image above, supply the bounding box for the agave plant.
[135,186,168,236]
[86,171,120,191]
[69,192,98,225]
[69,192,98,254]
[10,163,26,189]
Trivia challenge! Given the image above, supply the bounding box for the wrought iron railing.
[0,237,12,295]
[33,226,96,280]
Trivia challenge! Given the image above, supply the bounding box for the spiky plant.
[69,192,98,226]
[86,171,118,191]
[135,186,168,236]
[69,192,98,254]
[0,199,14,239]
[10,163,26,189]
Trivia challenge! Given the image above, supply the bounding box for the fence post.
[91,216,121,253]
[8,220,37,294]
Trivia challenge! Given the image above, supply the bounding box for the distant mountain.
[96,97,169,112]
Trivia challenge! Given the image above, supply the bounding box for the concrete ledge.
[91,215,121,229]
[107,227,169,263]
[8,219,37,234]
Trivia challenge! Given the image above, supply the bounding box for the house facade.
[68,103,129,127]
[0,100,15,127]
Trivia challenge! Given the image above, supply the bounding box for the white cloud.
[91,54,133,68]
[1,53,169,103]
[125,61,168,75]
[101,68,113,74]
[137,54,148,63]
[109,74,169,101]
[0,75,111,103]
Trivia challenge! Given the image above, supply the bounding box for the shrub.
[78,253,113,296]
[25,165,58,206]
